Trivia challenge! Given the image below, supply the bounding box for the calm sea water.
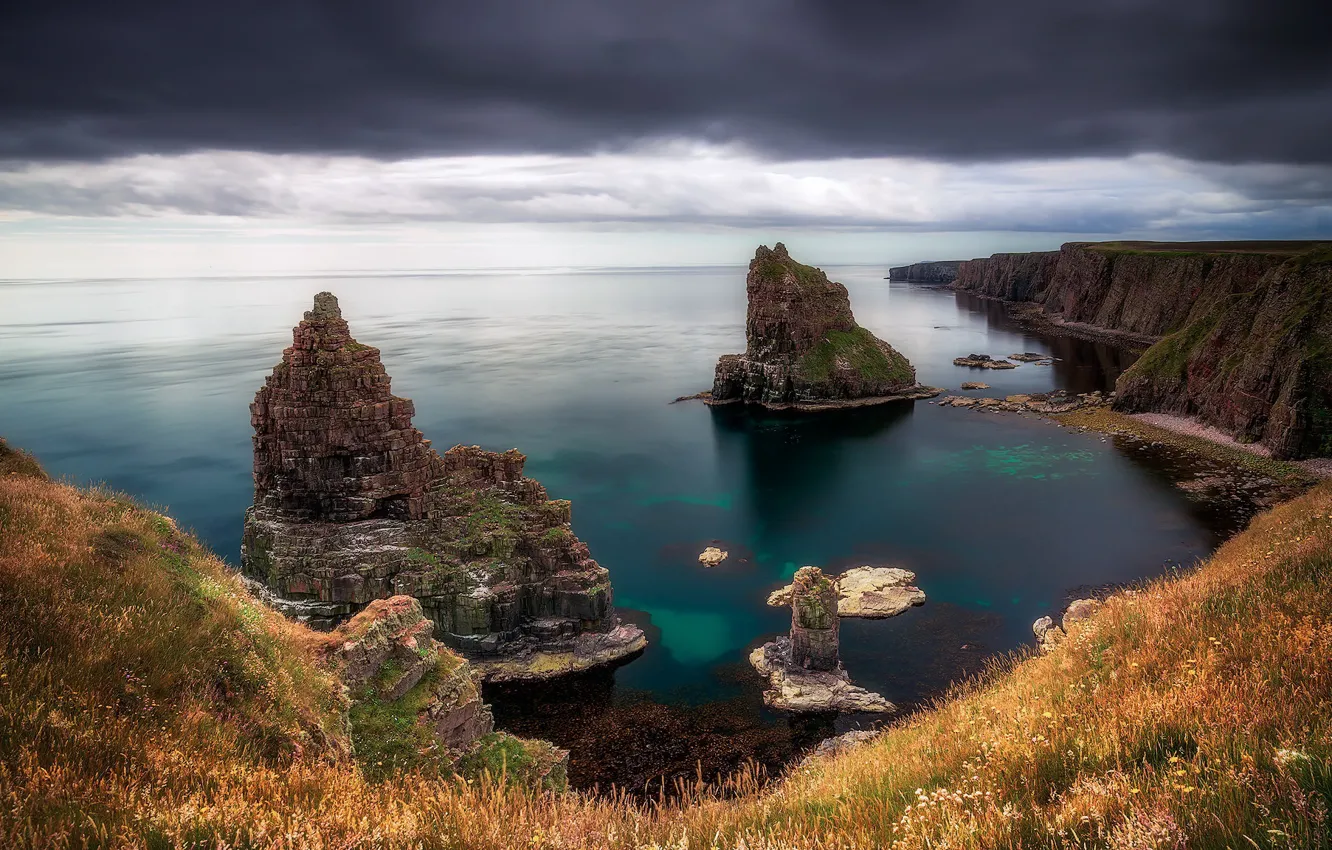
[0,266,1223,790]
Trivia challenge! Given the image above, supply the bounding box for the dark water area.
[1,266,1231,793]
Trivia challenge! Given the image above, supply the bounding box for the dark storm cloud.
[3,0,1330,165]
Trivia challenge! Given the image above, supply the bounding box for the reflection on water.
[0,266,1224,792]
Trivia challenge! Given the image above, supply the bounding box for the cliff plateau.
[712,243,938,408]
[242,292,646,680]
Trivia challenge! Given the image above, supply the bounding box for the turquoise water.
[0,266,1219,789]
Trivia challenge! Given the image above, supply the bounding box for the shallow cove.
[0,266,1242,793]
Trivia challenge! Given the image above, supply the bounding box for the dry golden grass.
[2,454,1330,848]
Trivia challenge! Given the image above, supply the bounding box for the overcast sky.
[2,0,1330,276]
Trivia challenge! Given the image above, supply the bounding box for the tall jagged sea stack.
[711,243,938,408]
[242,293,645,680]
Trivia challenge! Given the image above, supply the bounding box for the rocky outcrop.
[767,566,925,619]
[887,261,962,283]
[953,354,1017,369]
[332,596,494,750]
[711,244,940,409]
[937,389,1106,415]
[1033,597,1102,653]
[750,566,894,713]
[949,242,1332,458]
[331,596,570,787]
[242,293,645,680]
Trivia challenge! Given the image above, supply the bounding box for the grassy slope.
[798,326,915,386]
[3,438,1331,848]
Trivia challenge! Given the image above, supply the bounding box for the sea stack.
[711,243,939,409]
[749,566,894,713]
[242,292,646,681]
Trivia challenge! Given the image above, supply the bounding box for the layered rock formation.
[332,596,494,751]
[949,242,1332,458]
[243,293,645,680]
[750,566,893,713]
[331,596,569,787]
[711,243,939,409]
[887,260,962,283]
[767,566,925,619]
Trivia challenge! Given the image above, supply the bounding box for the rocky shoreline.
[946,241,1332,457]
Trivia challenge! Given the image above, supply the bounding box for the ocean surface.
[0,265,1231,791]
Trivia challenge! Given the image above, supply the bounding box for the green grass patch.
[456,732,568,792]
[798,326,914,386]
[349,654,453,781]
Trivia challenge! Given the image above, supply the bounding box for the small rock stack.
[790,566,839,670]
[749,565,894,714]
[710,244,937,408]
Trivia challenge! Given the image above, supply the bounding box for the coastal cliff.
[242,293,645,679]
[887,260,962,283]
[949,241,1332,458]
[711,243,938,408]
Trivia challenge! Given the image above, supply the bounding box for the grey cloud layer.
[3,0,1330,164]
[3,149,1328,237]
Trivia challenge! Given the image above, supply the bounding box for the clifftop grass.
[3,445,1331,847]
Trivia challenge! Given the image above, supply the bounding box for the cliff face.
[951,242,1332,458]
[712,243,932,408]
[887,260,962,283]
[243,293,645,679]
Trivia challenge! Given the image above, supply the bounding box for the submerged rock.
[751,566,894,714]
[953,353,1018,369]
[937,390,1103,415]
[242,293,645,680]
[1009,352,1054,363]
[698,546,728,567]
[710,244,940,409]
[767,565,925,619]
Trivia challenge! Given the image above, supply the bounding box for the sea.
[0,265,1239,792]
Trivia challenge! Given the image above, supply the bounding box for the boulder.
[698,546,728,567]
[749,638,893,714]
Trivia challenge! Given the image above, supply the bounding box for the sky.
[2,0,1330,277]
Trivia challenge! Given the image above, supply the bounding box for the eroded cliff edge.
[242,292,646,680]
[948,241,1332,458]
[711,243,939,409]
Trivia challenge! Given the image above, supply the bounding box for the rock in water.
[698,546,728,567]
[767,565,926,619]
[242,293,646,681]
[749,566,894,714]
[711,243,939,409]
